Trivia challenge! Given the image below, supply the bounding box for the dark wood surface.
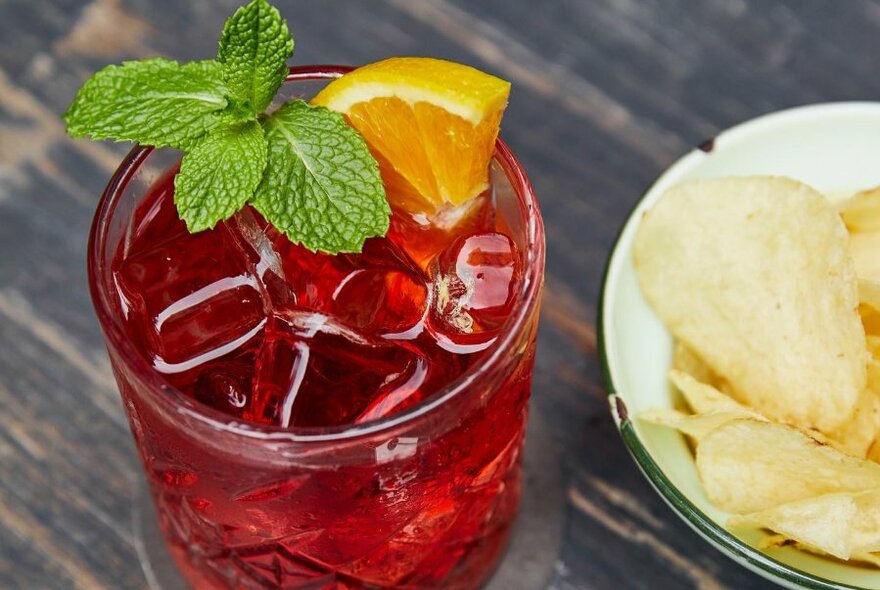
[2,0,878,588]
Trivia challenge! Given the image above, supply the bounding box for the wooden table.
[1,1,875,588]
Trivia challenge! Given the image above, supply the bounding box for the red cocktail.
[89,68,544,589]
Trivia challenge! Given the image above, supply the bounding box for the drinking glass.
[88,66,545,590]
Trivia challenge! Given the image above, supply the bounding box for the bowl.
[599,102,880,590]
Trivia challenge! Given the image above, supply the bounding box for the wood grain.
[1,0,876,588]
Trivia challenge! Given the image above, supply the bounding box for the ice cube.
[114,220,267,377]
[250,309,428,428]
[264,235,395,314]
[426,232,522,353]
[248,331,309,426]
[226,207,295,310]
[266,235,350,313]
[331,256,428,338]
[267,233,429,338]
[333,240,429,338]
[352,354,428,423]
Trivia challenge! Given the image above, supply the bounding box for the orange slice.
[312,57,510,214]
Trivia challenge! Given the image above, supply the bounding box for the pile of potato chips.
[634,177,880,564]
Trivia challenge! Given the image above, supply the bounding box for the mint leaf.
[174,120,268,231]
[64,58,228,150]
[252,100,389,253]
[64,0,391,254]
[218,0,293,114]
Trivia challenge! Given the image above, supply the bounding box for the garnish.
[254,101,388,254]
[312,57,510,215]
[63,0,388,254]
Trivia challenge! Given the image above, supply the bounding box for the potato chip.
[757,533,791,550]
[850,233,880,284]
[759,534,880,568]
[671,342,725,391]
[868,335,880,359]
[859,279,880,313]
[828,388,880,460]
[862,305,880,336]
[667,370,869,454]
[696,419,880,513]
[850,212,880,319]
[850,552,880,568]
[847,345,880,460]
[641,371,763,439]
[669,370,756,417]
[634,177,865,433]
[730,489,880,560]
[840,186,880,233]
[640,408,750,440]
[648,374,862,453]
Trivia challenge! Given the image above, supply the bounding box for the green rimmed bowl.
[599,103,880,590]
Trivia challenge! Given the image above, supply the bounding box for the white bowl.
[599,102,880,590]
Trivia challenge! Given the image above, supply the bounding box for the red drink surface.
[107,161,539,589]
[113,165,521,429]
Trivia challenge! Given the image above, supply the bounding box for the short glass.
[88,66,545,590]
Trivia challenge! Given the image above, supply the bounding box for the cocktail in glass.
[88,67,544,590]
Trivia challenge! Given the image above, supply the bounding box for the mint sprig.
[63,0,388,254]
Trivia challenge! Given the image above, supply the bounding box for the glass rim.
[88,64,545,444]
